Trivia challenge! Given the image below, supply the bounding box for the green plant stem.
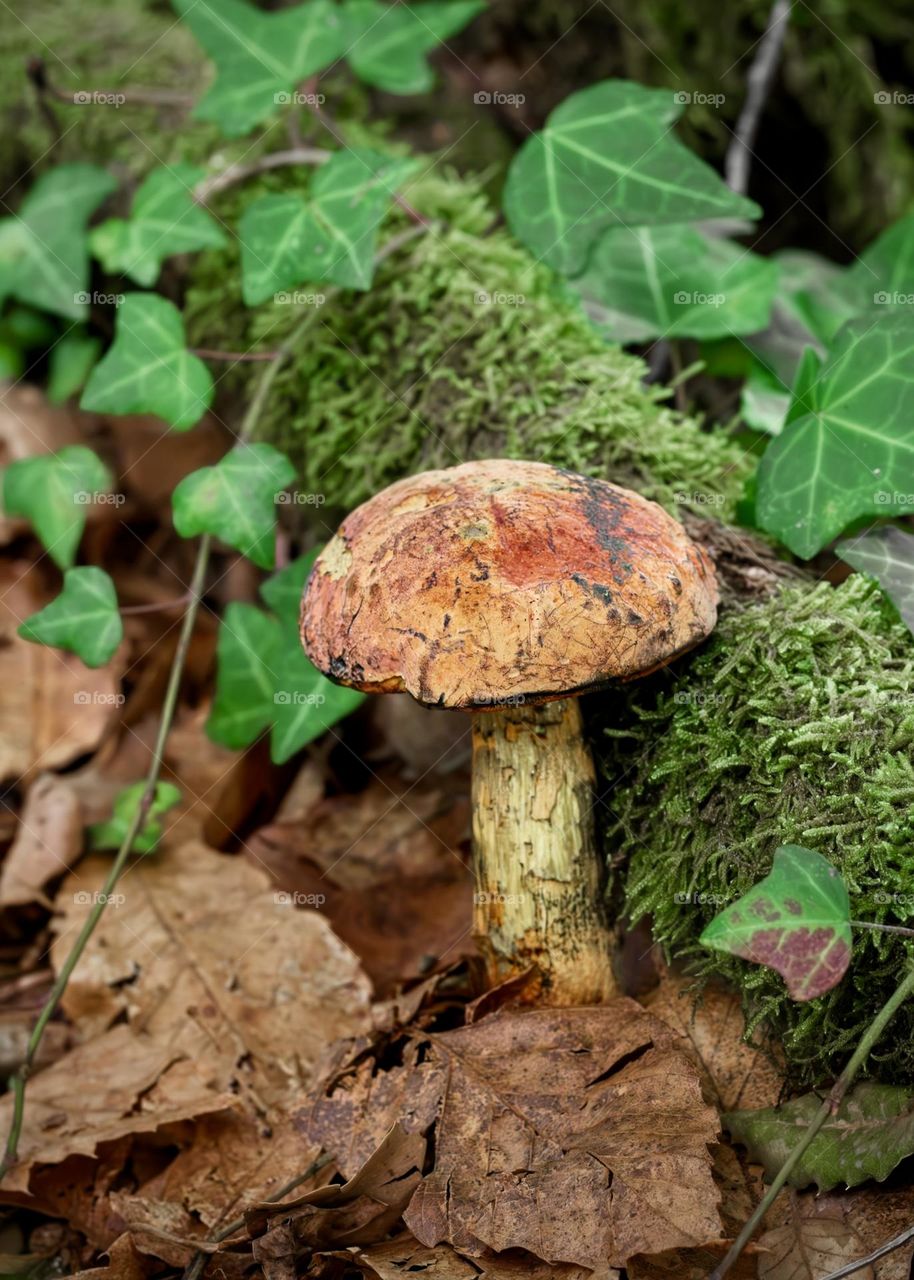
[0,535,211,1182]
[711,961,914,1280]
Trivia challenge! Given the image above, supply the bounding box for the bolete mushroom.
[301,459,718,1004]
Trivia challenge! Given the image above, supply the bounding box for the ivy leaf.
[0,165,116,320]
[838,526,914,636]
[842,212,914,312]
[207,602,279,749]
[700,844,852,1001]
[576,224,777,342]
[343,0,484,93]
[81,293,214,431]
[724,1082,914,1191]
[47,332,103,404]
[90,164,226,287]
[756,312,914,558]
[740,360,790,436]
[259,549,319,625]
[18,567,123,668]
[239,150,419,304]
[171,443,296,569]
[172,0,346,136]
[2,445,113,569]
[503,80,759,276]
[206,598,364,763]
[89,781,183,854]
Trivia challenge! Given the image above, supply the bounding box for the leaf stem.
[710,960,914,1279]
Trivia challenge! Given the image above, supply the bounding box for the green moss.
[596,574,914,1086]
[185,167,755,524]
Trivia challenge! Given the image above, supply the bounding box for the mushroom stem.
[471,698,618,1004]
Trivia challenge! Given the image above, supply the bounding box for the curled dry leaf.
[0,1024,236,1194]
[307,1000,722,1270]
[67,1233,149,1280]
[757,1204,872,1280]
[50,841,373,1112]
[0,773,83,909]
[761,1186,914,1280]
[327,1235,621,1278]
[0,563,125,784]
[643,973,784,1111]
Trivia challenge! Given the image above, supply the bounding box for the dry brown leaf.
[0,1024,236,1194]
[758,1206,872,1280]
[763,1187,913,1280]
[51,841,373,1111]
[0,563,125,784]
[643,972,784,1111]
[627,1241,759,1279]
[307,1000,721,1270]
[0,773,83,908]
[0,385,84,548]
[330,1235,621,1278]
[67,1232,149,1280]
[246,775,473,994]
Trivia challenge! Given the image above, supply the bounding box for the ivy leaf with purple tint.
[699,845,852,1001]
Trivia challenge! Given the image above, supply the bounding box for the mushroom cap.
[301,459,718,709]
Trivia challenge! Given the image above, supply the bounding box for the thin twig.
[191,348,281,363]
[194,147,330,204]
[710,962,914,1279]
[852,919,914,940]
[26,57,193,108]
[819,1222,914,1280]
[725,0,792,196]
[120,593,193,616]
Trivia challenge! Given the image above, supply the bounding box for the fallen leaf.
[758,1200,872,1280]
[0,774,83,908]
[762,1186,914,1280]
[0,384,84,549]
[0,1024,236,1194]
[68,1232,149,1280]
[643,973,784,1111]
[627,1241,759,1279]
[51,841,373,1111]
[332,1235,621,1278]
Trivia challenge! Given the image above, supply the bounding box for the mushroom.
[301,459,718,1004]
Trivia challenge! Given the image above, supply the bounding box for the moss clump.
[596,574,914,1086]
[184,167,754,524]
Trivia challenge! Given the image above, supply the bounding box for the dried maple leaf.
[50,841,373,1113]
[0,773,83,909]
[643,973,784,1112]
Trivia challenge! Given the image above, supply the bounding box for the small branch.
[710,962,914,1279]
[852,919,914,939]
[191,348,280,363]
[26,56,193,108]
[120,593,193,616]
[818,1222,914,1280]
[194,147,330,204]
[725,0,792,196]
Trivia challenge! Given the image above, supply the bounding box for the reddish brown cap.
[301,459,718,709]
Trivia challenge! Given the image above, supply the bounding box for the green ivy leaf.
[838,526,914,636]
[700,844,852,1001]
[47,332,103,404]
[503,81,759,276]
[90,164,226,287]
[18,567,123,668]
[171,443,296,569]
[206,598,364,763]
[172,0,346,136]
[576,224,777,342]
[842,212,914,313]
[756,312,914,558]
[81,293,214,431]
[239,151,419,303]
[0,165,116,320]
[740,360,790,436]
[343,0,484,93]
[259,549,319,625]
[89,781,182,854]
[724,1082,914,1191]
[2,445,113,569]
